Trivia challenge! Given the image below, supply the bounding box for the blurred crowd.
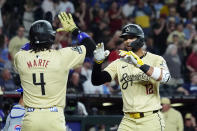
[0,0,196,130]
[0,0,195,95]
[0,0,195,96]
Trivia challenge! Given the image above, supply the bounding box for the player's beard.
[124,45,138,52]
[124,42,132,51]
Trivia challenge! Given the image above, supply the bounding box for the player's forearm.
[72,28,96,57]
[140,64,171,83]
[91,62,112,85]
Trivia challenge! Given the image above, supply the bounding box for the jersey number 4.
[32,73,46,95]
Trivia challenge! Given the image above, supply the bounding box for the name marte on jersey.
[27,59,50,68]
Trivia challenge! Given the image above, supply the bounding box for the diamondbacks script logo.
[120,72,149,89]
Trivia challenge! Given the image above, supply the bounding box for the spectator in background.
[73,1,90,31]
[152,14,168,55]
[98,0,109,11]
[90,7,110,43]
[159,0,176,17]
[108,1,122,34]
[57,0,75,14]
[145,36,155,53]
[82,79,102,94]
[0,68,17,91]
[184,113,196,131]
[161,97,184,131]
[41,0,56,19]
[177,72,197,95]
[108,40,123,63]
[106,30,122,51]
[163,44,183,87]
[81,57,93,80]
[152,0,163,19]
[44,11,53,25]
[8,25,29,63]
[167,6,180,24]
[186,44,197,73]
[0,0,6,29]
[132,0,152,35]
[166,16,176,34]
[183,21,195,40]
[167,22,185,44]
[67,71,84,94]
[122,0,135,18]
[183,0,197,12]
[33,0,44,21]
[0,34,10,69]
[23,0,34,37]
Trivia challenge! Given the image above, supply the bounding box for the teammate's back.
[13,13,96,131]
[14,46,86,108]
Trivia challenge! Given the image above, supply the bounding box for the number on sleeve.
[71,46,82,54]
[32,73,46,95]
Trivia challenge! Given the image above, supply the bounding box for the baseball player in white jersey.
[91,24,171,131]
[14,12,96,131]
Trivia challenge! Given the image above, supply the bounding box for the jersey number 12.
[32,73,46,95]
[145,84,154,95]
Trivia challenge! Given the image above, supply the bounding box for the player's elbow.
[160,71,171,84]
[91,78,102,86]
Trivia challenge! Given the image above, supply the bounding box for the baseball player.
[14,12,96,131]
[3,88,25,131]
[91,24,171,131]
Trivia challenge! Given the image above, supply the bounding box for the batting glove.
[119,50,144,68]
[57,12,77,32]
[94,43,110,64]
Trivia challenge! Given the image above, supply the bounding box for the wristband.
[151,67,161,80]
[72,28,81,37]
[94,59,104,64]
[139,64,150,73]
[77,32,90,43]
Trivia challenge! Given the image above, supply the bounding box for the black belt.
[139,110,160,118]
[126,109,160,119]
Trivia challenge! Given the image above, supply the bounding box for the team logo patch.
[71,46,83,54]
[14,125,21,131]
[122,65,128,68]
[160,61,167,68]
[125,27,131,33]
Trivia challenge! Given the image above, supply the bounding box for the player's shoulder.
[59,45,85,52]
[14,50,28,58]
[146,52,164,61]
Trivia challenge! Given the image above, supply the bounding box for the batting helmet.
[29,20,55,45]
[120,24,145,52]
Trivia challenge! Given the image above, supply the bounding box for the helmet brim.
[120,33,130,38]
